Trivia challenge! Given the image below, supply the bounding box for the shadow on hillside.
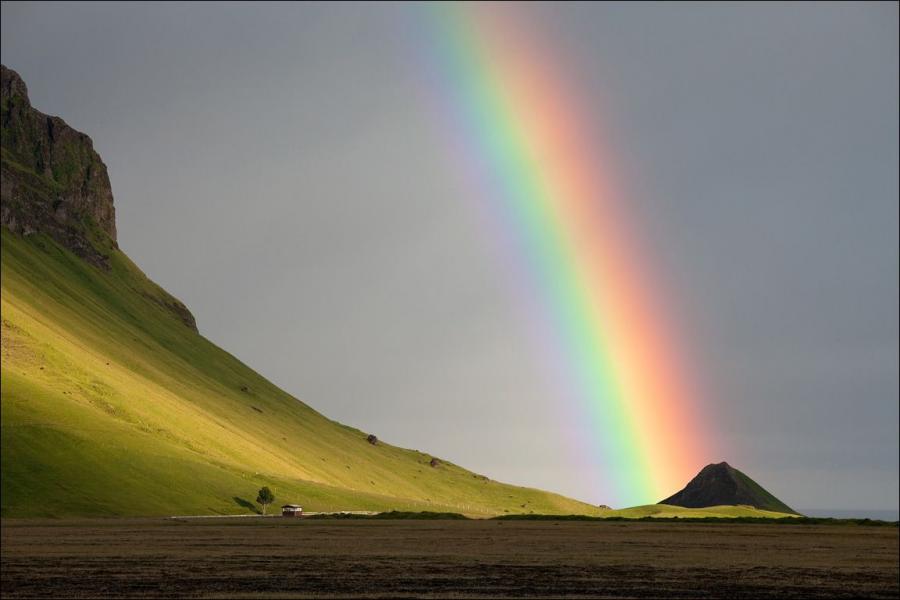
[233,496,260,514]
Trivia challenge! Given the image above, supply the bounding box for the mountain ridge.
[0,65,197,331]
[0,64,601,518]
[1,67,116,253]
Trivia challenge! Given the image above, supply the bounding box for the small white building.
[281,504,303,517]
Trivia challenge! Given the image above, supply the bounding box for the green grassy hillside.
[1,228,607,518]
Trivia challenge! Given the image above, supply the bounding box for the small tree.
[256,486,275,515]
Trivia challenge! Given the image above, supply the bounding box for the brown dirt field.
[1,518,897,598]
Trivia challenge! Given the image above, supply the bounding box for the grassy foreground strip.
[303,510,897,526]
[493,514,898,526]
[305,510,470,520]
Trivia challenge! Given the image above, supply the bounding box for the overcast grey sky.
[2,1,897,512]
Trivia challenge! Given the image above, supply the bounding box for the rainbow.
[410,3,712,506]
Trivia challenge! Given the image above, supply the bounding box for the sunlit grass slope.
[1,228,606,518]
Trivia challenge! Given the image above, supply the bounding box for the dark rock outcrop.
[1,64,116,267]
[659,461,799,515]
[1,65,197,332]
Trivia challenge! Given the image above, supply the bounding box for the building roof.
[281,504,303,509]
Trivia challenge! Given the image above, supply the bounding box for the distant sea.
[799,508,899,521]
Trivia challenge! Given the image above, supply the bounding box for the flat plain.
[1,518,898,598]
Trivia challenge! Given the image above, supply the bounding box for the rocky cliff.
[1,64,116,267]
[1,65,196,331]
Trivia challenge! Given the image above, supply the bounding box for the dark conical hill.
[659,462,799,515]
